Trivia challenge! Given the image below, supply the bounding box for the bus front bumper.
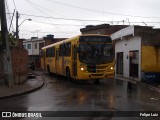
[76,71,114,80]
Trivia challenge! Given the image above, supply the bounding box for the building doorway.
[129,51,139,77]
[116,52,123,76]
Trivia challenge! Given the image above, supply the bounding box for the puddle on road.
[150,97,159,100]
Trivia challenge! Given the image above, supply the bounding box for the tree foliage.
[0,32,16,46]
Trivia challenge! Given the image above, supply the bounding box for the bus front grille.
[87,64,96,73]
[91,74,103,77]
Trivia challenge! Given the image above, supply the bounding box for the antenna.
[142,21,147,26]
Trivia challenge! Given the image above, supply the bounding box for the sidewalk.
[115,76,160,93]
[0,74,44,100]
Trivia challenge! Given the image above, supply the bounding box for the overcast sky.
[6,0,160,39]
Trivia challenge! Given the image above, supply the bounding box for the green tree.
[0,32,16,46]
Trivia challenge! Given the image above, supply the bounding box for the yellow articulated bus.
[41,34,114,84]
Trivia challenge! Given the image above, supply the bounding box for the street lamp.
[18,18,32,27]
[16,13,32,39]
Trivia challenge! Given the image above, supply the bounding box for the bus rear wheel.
[47,65,51,75]
[66,68,72,81]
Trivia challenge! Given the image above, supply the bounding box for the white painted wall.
[23,41,32,55]
[115,36,141,80]
[32,41,43,55]
[23,39,45,55]
[111,26,134,40]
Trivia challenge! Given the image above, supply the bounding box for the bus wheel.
[66,68,71,81]
[47,65,51,75]
[94,79,100,85]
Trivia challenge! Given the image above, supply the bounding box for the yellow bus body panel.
[141,46,160,72]
[41,35,115,80]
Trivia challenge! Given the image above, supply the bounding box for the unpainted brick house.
[0,36,28,85]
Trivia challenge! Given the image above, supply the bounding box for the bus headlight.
[110,67,113,70]
[107,66,114,72]
[80,64,86,72]
[80,67,85,71]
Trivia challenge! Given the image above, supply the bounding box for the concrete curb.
[0,76,45,100]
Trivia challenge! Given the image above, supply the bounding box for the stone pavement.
[0,73,44,100]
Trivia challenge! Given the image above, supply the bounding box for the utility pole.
[16,11,19,39]
[0,0,14,87]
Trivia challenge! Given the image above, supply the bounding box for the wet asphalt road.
[0,72,160,120]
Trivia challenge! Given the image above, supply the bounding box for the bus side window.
[56,50,59,60]
[51,47,55,57]
[65,42,71,56]
[59,44,65,56]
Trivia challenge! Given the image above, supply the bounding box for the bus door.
[72,45,77,78]
[55,49,59,73]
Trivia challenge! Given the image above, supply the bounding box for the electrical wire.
[12,0,17,11]
[46,0,160,19]
[25,0,68,35]
[20,13,117,22]
[25,0,68,18]
[8,9,15,32]
[19,13,160,24]
[33,20,86,26]
[6,0,15,32]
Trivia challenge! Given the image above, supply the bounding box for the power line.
[25,0,69,35]
[8,9,15,32]
[20,13,117,22]
[25,0,68,18]
[20,30,80,35]
[46,0,160,19]
[12,0,17,11]
[25,0,48,16]
[6,12,160,25]
[19,13,160,24]
[33,20,86,26]
[6,0,15,32]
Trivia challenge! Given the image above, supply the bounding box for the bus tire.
[66,68,72,81]
[47,65,51,75]
[94,79,100,85]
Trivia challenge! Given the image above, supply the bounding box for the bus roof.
[41,34,110,50]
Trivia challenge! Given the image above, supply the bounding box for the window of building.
[35,43,37,49]
[23,45,26,49]
[27,44,31,49]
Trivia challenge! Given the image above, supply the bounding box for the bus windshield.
[79,37,114,64]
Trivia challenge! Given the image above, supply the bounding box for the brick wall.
[11,47,28,84]
[80,24,128,35]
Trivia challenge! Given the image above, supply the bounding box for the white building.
[23,37,45,68]
[111,25,160,82]
[23,37,45,56]
[23,35,66,68]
